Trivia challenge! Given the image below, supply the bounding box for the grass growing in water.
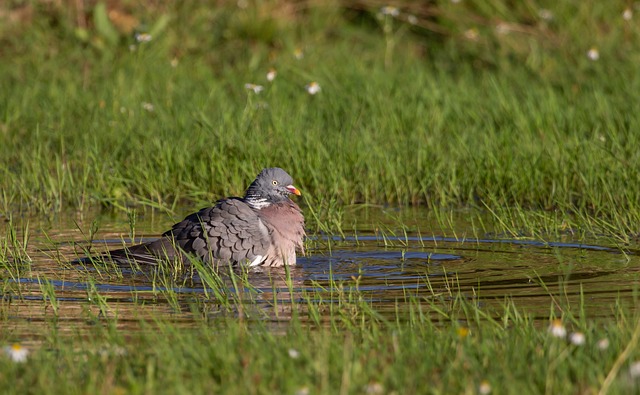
[1,208,640,393]
[1,266,640,394]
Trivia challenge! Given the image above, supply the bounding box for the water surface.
[2,206,639,341]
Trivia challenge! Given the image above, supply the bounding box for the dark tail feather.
[74,238,182,266]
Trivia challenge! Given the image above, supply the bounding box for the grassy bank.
[1,270,640,394]
[1,1,639,237]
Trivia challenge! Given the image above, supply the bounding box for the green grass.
[1,266,640,394]
[1,0,640,237]
[2,1,640,393]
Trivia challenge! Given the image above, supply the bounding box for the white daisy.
[538,9,554,21]
[244,83,264,94]
[135,33,152,43]
[266,68,277,82]
[597,338,610,350]
[4,343,29,363]
[479,380,492,394]
[380,6,400,17]
[629,361,640,378]
[569,332,586,346]
[548,319,567,338]
[305,82,321,95]
[587,48,599,61]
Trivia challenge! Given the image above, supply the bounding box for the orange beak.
[286,185,301,196]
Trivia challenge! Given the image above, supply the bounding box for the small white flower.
[305,82,321,95]
[587,47,599,61]
[170,58,179,68]
[380,6,400,17]
[135,33,152,43]
[538,9,554,21]
[597,338,610,350]
[244,83,264,94]
[479,380,492,394]
[495,23,510,35]
[237,0,248,9]
[364,382,384,394]
[294,48,304,60]
[142,102,154,112]
[407,15,418,25]
[4,343,29,363]
[630,361,640,378]
[569,332,586,346]
[266,68,277,82]
[98,346,127,357]
[548,319,567,338]
[288,348,300,359]
[464,28,479,41]
[623,8,633,21]
[295,387,310,395]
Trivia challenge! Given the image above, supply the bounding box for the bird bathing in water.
[82,168,305,268]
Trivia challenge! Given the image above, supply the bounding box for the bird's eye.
[272,180,278,186]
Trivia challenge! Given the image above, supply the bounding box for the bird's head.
[244,167,301,208]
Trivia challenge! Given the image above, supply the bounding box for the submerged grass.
[1,213,640,393]
[2,263,640,394]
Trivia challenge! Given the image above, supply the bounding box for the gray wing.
[163,198,271,264]
[83,198,271,266]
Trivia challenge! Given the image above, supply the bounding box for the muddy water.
[2,206,639,340]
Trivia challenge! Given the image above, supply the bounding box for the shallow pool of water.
[2,206,639,340]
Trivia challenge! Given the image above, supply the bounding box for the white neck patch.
[246,197,270,210]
